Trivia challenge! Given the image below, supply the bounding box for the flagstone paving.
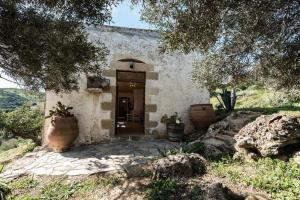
[0,139,178,180]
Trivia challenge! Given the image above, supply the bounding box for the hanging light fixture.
[129,61,134,69]
[129,81,136,87]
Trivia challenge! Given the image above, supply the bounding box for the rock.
[152,153,206,179]
[245,194,270,200]
[206,183,243,200]
[293,151,300,164]
[200,111,260,158]
[234,114,300,158]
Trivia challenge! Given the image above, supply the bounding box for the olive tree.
[0,0,120,92]
[133,0,300,110]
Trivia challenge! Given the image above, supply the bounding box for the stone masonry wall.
[44,26,209,145]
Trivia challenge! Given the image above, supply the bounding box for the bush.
[0,138,35,153]
[0,110,5,130]
[3,105,43,143]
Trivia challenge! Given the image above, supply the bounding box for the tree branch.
[0,74,23,85]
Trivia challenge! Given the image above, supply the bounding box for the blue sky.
[0,0,150,88]
[110,1,153,29]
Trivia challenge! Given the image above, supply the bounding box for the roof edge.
[101,25,158,33]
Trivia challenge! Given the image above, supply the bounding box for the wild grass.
[145,178,178,200]
[210,156,300,200]
[6,175,122,200]
[0,138,35,165]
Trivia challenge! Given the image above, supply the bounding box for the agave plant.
[46,101,74,118]
[0,166,11,200]
[0,182,11,200]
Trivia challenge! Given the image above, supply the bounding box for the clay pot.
[46,116,79,152]
[167,123,185,142]
[190,104,216,131]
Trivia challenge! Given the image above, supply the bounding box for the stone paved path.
[0,139,178,180]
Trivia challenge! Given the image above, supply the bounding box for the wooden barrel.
[190,104,216,131]
[167,123,185,142]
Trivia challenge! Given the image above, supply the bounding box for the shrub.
[3,105,43,143]
[0,110,5,130]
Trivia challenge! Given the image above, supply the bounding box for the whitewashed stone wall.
[44,26,209,145]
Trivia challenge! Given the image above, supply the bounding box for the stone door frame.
[101,58,159,138]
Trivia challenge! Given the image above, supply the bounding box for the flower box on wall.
[86,75,110,93]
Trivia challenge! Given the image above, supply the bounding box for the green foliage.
[211,156,300,200]
[180,142,205,155]
[157,147,182,157]
[41,181,76,200]
[3,105,43,142]
[0,88,44,111]
[0,138,19,152]
[0,138,35,164]
[6,175,121,200]
[160,112,182,125]
[95,175,121,187]
[0,182,11,200]
[8,177,38,190]
[146,178,178,200]
[0,165,11,200]
[211,87,300,121]
[157,142,205,158]
[46,101,74,118]
[136,0,300,90]
[0,0,120,92]
[0,110,6,130]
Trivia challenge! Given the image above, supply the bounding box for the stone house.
[44,26,209,145]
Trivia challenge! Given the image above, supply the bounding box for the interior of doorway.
[115,71,145,136]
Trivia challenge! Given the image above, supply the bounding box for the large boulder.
[234,114,300,158]
[152,153,206,179]
[199,111,260,158]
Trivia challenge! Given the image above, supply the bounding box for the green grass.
[6,175,122,200]
[210,156,300,200]
[145,178,178,200]
[8,176,38,191]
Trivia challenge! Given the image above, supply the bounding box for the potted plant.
[45,101,79,152]
[161,112,185,142]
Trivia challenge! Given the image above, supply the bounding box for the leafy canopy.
[136,0,300,90]
[0,0,120,92]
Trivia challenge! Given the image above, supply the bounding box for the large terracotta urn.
[190,104,216,132]
[46,116,79,152]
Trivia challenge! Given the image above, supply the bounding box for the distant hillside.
[0,88,44,111]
